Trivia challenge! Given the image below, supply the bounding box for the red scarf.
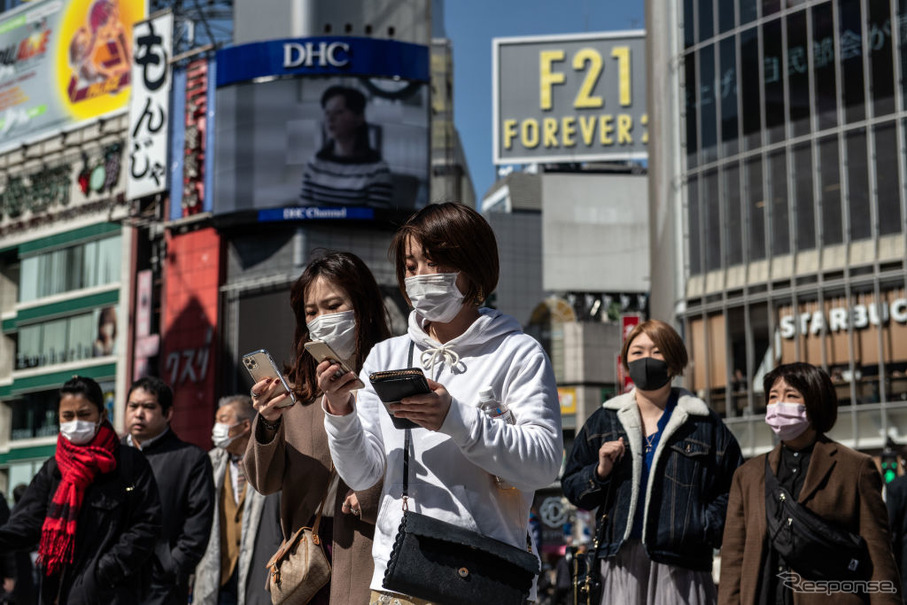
[38,421,118,576]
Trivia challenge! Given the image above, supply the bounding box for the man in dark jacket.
[0,376,162,605]
[125,376,215,605]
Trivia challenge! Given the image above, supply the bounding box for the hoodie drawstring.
[420,345,460,376]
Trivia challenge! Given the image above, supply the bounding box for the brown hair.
[762,362,837,434]
[620,319,689,377]
[390,202,499,305]
[287,251,391,403]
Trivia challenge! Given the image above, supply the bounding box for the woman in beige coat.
[244,251,390,605]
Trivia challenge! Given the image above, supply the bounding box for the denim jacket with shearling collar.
[562,387,744,572]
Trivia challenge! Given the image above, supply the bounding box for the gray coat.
[193,447,282,605]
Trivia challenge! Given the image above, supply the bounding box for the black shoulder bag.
[572,413,620,605]
[383,343,540,605]
[764,456,871,581]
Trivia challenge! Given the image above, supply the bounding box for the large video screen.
[215,76,428,215]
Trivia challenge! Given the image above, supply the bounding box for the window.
[819,135,843,245]
[787,10,811,138]
[813,3,838,130]
[685,0,696,49]
[699,0,714,43]
[685,53,699,168]
[18,234,121,303]
[720,36,739,157]
[769,150,789,255]
[719,0,735,33]
[16,307,118,370]
[689,176,702,275]
[763,18,785,144]
[846,128,870,241]
[793,143,816,250]
[877,122,901,236]
[725,162,743,266]
[762,0,780,18]
[704,170,721,271]
[700,45,718,164]
[746,157,766,261]
[869,0,895,117]
[838,0,865,124]
[10,391,59,440]
[741,27,762,150]
[740,0,758,25]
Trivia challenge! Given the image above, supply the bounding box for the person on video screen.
[300,86,393,209]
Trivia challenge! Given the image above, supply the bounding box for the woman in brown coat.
[244,251,390,605]
[719,362,900,605]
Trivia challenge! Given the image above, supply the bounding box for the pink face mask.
[765,402,810,441]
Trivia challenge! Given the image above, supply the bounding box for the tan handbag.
[265,476,332,605]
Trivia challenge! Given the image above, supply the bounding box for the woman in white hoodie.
[321,202,563,604]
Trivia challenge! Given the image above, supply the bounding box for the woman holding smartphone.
[244,251,390,605]
[320,202,563,604]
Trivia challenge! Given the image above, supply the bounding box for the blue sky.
[443,0,646,201]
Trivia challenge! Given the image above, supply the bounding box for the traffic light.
[882,439,900,484]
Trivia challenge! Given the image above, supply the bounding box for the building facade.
[648,0,907,456]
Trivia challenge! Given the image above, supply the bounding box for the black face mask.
[628,357,671,391]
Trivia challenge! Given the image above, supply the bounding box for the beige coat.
[244,399,382,605]
[718,437,901,605]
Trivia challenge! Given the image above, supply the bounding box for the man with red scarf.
[0,376,161,604]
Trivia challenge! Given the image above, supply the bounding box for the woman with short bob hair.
[719,362,900,604]
[563,319,743,604]
[322,202,563,604]
[0,376,161,604]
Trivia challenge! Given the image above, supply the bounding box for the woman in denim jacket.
[562,319,743,604]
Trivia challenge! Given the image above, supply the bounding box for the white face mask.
[404,273,464,324]
[60,420,100,445]
[307,310,357,360]
[212,422,240,449]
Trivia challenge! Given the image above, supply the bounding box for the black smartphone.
[368,368,431,430]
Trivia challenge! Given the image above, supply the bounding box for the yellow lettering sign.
[539,50,566,111]
[572,48,603,109]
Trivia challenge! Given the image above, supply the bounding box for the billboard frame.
[492,29,646,166]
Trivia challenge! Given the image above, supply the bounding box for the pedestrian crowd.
[0,203,905,604]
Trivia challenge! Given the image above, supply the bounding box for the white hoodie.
[324,308,563,595]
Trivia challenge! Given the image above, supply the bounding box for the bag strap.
[401,340,415,510]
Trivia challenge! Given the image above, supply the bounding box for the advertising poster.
[0,0,146,151]
[493,31,647,165]
[126,10,172,200]
[215,37,430,221]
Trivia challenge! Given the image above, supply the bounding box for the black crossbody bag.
[764,457,871,581]
[382,343,540,605]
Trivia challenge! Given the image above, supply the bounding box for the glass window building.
[650,0,907,455]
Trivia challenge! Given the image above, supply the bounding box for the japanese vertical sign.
[127,11,172,200]
[182,59,207,217]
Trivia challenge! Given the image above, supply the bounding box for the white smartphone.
[241,349,297,407]
[303,340,365,390]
